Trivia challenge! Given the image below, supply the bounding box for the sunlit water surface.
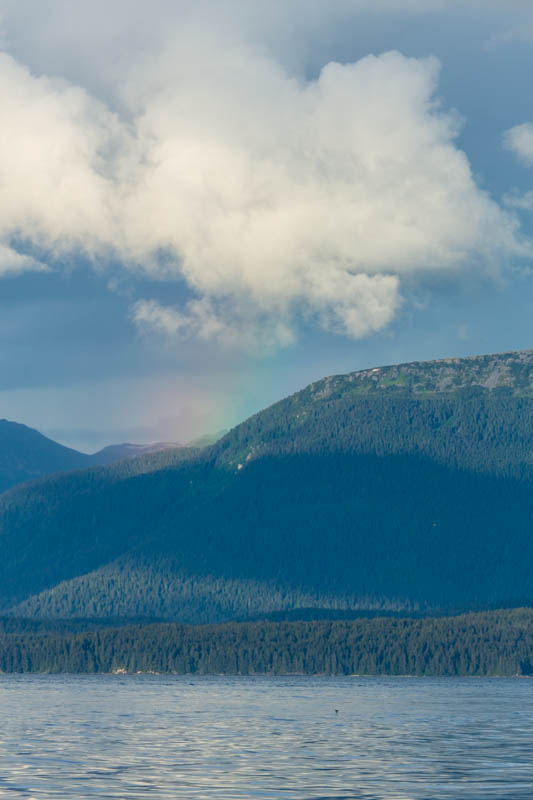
[0,675,532,799]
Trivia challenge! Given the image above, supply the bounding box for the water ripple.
[0,675,531,799]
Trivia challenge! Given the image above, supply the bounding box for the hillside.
[2,349,533,621]
[0,419,180,493]
[0,419,90,493]
[213,348,533,478]
[87,442,179,467]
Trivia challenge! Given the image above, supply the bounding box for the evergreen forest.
[2,350,533,643]
[1,609,532,676]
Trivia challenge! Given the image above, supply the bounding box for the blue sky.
[1,0,533,451]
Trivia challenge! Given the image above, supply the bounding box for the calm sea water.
[0,675,532,799]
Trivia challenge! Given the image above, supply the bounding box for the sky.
[1,0,533,451]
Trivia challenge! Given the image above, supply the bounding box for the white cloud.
[0,52,126,258]
[503,123,533,216]
[132,298,297,353]
[0,4,529,348]
[504,122,533,166]
[504,190,533,211]
[0,244,46,276]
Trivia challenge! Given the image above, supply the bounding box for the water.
[0,676,532,799]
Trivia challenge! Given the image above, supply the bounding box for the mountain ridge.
[2,348,533,622]
[0,418,182,494]
[310,348,533,395]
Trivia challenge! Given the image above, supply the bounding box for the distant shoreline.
[1,608,532,678]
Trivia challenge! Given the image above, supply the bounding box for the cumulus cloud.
[504,122,533,166]
[0,52,128,257]
[0,244,46,276]
[0,2,529,348]
[132,298,297,352]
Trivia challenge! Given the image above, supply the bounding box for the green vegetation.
[10,556,428,622]
[2,350,533,621]
[1,609,532,676]
[214,372,533,480]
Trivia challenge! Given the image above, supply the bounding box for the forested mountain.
[2,349,533,621]
[0,419,180,492]
[213,348,533,479]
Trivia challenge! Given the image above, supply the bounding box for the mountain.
[0,419,90,494]
[0,419,180,493]
[2,349,533,622]
[186,430,228,448]
[87,442,179,467]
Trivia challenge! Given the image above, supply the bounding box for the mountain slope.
[87,442,179,467]
[0,418,181,493]
[0,419,90,493]
[2,349,533,620]
[212,348,533,479]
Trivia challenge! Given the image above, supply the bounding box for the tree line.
[1,608,532,676]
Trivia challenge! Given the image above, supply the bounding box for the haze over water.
[0,675,531,799]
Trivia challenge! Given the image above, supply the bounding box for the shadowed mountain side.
[0,445,201,608]
[0,418,183,493]
[3,350,533,620]
[0,419,90,493]
[2,449,533,618]
[8,561,387,623]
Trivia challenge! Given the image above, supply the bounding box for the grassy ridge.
[1,608,532,676]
